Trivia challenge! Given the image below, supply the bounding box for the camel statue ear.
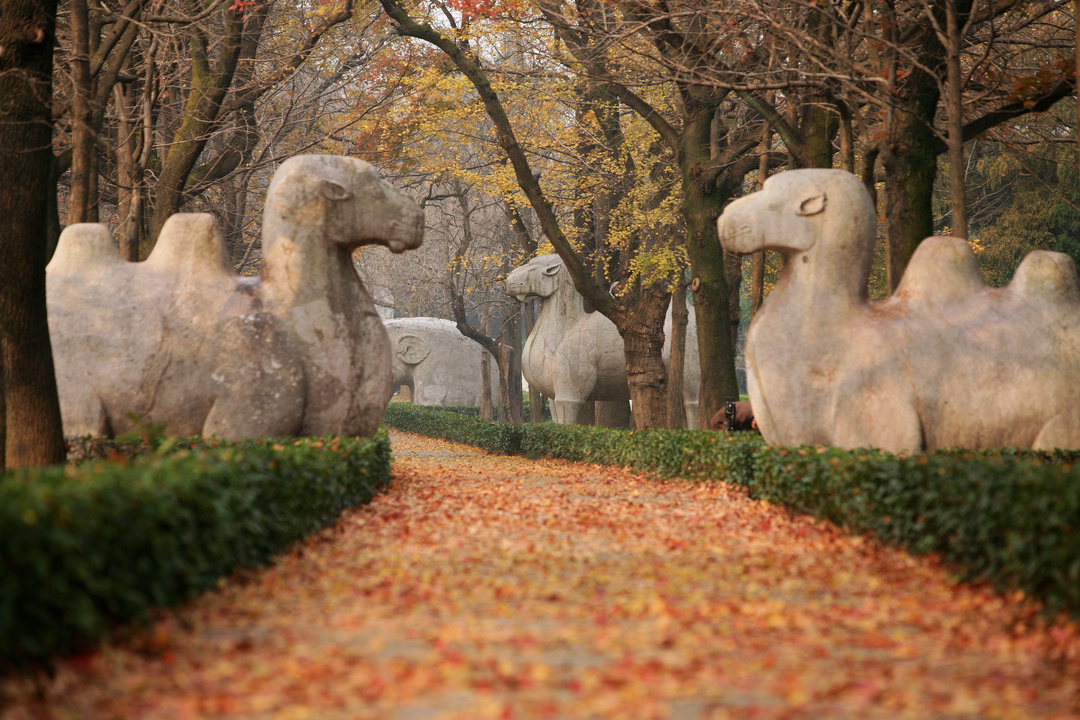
[796,193,827,217]
[396,334,430,365]
[320,179,353,201]
[542,262,561,276]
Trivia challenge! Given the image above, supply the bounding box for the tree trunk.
[595,400,633,428]
[147,7,250,244]
[725,250,742,347]
[480,352,495,419]
[498,344,523,425]
[751,130,770,317]
[882,110,938,291]
[113,82,144,261]
[879,4,949,290]
[0,0,66,469]
[682,106,740,428]
[480,309,494,420]
[793,97,837,170]
[497,304,525,425]
[943,0,968,238]
[622,285,670,430]
[524,301,546,422]
[666,279,688,429]
[67,0,95,225]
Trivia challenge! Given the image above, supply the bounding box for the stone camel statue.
[384,317,500,407]
[718,168,1080,453]
[505,254,700,427]
[47,154,424,440]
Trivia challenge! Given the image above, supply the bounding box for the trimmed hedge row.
[384,403,1080,617]
[1,431,391,671]
[393,398,550,423]
[384,403,524,454]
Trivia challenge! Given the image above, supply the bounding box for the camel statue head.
[719,169,878,298]
[506,254,564,302]
[262,155,424,254]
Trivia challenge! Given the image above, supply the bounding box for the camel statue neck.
[261,218,360,310]
[530,270,585,348]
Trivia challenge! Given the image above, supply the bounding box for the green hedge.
[389,396,550,423]
[0,431,391,672]
[384,403,1080,617]
[383,403,523,454]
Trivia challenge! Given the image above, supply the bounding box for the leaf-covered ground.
[4,430,1080,719]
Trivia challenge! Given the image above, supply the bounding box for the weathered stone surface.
[384,317,498,407]
[718,168,1080,453]
[505,254,700,427]
[47,155,424,440]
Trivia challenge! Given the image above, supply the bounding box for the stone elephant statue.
[384,317,499,407]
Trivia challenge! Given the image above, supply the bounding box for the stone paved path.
[3,430,1079,719]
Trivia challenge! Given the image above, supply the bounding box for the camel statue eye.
[796,193,827,217]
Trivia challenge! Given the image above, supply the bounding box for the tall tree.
[539,0,760,426]
[376,0,683,428]
[735,0,1074,288]
[0,0,66,469]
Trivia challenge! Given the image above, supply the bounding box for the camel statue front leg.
[552,358,596,425]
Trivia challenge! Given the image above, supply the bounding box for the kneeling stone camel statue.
[719,168,1080,453]
[47,155,424,440]
[506,254,700,427]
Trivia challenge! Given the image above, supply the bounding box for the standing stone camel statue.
[47,155,424,440]
[719,168,1080,453]
[505,254,700,427]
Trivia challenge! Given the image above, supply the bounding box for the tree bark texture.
[621,284,670,430]
[480,308,495,421]
[665,279,688,430]
[523,302,547,422]
[940,0,970,238]
[480,349,495,420]
[147,7,248,244]
[498,344,523,425]
[67,0,95,224]
[497,306,524,425]
[882,110,939,291]
[681,104,740,428]
[0,0,67,469]
[751,128,770,317]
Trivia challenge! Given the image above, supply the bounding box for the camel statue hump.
[145,213,234,280]
[47,224,124,276]
[893,236,987,310]
[1007,250,1080,307]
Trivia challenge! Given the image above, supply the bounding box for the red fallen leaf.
[66,651,99,673]
[859,633,897,649]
